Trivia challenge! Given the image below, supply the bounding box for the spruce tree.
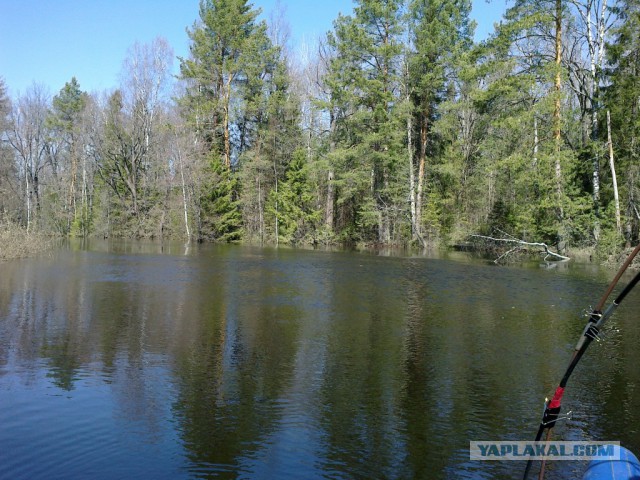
[201,155,243,242]
[268,149,320,245]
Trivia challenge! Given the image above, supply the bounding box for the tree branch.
[470,234,571,263]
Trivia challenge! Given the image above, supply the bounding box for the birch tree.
[6,84,52,231]
[96,38,173,234]
[606,0,640,244]
[565,0,614,238]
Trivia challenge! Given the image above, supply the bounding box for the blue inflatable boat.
[583,446,640,479]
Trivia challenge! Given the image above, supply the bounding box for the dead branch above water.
[469,233,570,264]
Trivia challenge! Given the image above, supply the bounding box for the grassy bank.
[0,222,54,261]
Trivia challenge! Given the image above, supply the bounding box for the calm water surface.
[1,241,640,479]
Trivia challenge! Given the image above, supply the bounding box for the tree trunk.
[325,111,337,232]
[69,145,78,233]
[408,110,417,241]
[554,0,562,156]
[407,109,426,248]
[554,0,566,252]
[325,169,334,231]
[607,110,621,234]
[416,111,428,239]
[533,116,539,168]
[257,176,264,244]
[591,86,601,241]
[274,160,279,247]
[223,77,233,169]
[380,167,391,244]
[178,143,191,240]
[81,150,88,237]
[25,167,31,233]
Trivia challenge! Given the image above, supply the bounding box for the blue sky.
[0,0,507,97]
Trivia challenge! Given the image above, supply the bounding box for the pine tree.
[179,0,273,168]
[473,0,589,247]
[407,0,474,242]
[179,0,279,242]
[49,78,88,234]
[325,0,405,245]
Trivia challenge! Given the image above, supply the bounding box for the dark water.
[1,241,639,479]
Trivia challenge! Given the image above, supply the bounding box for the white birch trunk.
[533,117,539,168]
[257,176,264,244]
[25,167,31,233]
[408,111,417,241]
[179,153,190,241]
[607,110,621,234]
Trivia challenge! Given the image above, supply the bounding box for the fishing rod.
[523,243,640,480]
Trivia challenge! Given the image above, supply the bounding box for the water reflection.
[1,242,639,479]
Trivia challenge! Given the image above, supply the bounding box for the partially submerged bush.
[0,222,53,260]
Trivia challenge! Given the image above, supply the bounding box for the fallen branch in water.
[469,233,570,264]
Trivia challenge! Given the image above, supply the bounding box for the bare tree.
[121,37,174,155]
[96,38,174,232]
[6,84,53,231]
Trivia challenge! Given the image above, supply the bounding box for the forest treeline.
[1,0,639,255]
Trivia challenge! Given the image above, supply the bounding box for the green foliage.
[49,77,86,132]
[70,204,92,238]
[267,150,320,245]
[179,0,274,161]
[200,156,243,242]
[487,198,516,234]
[606,0,640,244]
[324,0,407,245]
[46,78,90,236]
[3,1,640,254]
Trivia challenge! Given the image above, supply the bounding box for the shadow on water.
[0,241,638,479]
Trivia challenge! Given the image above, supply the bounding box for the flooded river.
[1,241,639,479]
